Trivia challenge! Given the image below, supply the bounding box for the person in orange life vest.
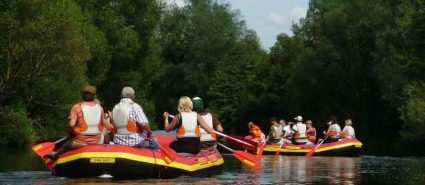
[323,115,342,143]
[163,96,213,154]
[247,121,264,143]
[110,87,155,148]
[192,97,223,150]
[305,120,317,144]
[341,119,355,139]
[46,86,114,159]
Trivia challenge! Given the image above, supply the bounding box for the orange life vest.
[112,102,141,134]
[249,124,263,142]
[199,113,217,141]
[72,102,103,135]
[177,112,201,138]
[306,128,316,142]
[342,132,350,139]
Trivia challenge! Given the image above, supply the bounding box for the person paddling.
[46,86,114,159]
[323,115,342,143]
[281,120,293,144]
[342,119,356,139]
[110,87,156,148]
[192,97,223,150]
[291,116,308,145]
[246,121,265,143]
[268,117,283,144]
[163,96,213,154]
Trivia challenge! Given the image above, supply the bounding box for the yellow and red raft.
[41,135,224,178]
[229,136,362,157]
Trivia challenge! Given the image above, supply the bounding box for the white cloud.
[290,7,307,21]
[268,12,289,27]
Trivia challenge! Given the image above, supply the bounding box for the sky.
[165,0,310,49]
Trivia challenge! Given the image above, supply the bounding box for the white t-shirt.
[283,125,292,138]
[342,125,355,139]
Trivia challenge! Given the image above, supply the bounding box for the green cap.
[192,97,203,111]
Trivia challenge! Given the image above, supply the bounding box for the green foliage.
[0,106,35,147]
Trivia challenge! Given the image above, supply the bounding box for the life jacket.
[177,112,201,138]
[306,128,317,142]
[112,102,140,135]
[271,125,283,139]
[73,102,102,135]
[342,125,355,139]
[249,124,263,142]
[199,113,217,141]
[293,123,307,139]
[328,124,342,138]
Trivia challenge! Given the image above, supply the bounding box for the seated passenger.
[111,87,156,148]
[291,116,308,145]
[323,115,342,143]
[306,120,317,144]
[247,121,264,143]
[46,86,114,159]
[192,97,223,150]
[281,120,293,144]
[268,117,283,144]
[163,96,213,154]
[342,119,356,139]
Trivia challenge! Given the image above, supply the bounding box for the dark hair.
[82,92,95,101]
[270,117,278,122]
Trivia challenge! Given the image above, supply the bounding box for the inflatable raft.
[42,135,224,178]
[228,136,362,157]
[262,139,362,156]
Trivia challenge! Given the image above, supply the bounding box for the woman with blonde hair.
[163,96,213,154]
[342,119,356,139]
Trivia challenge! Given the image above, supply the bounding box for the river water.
[1,148,425,185]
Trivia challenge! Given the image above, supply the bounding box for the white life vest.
[80,103,102,135]
[272,125,283,139]
[199,113,217,141]
[283,125,292,138]
[342,125,355,139]
[177,112,201,138]
[112,102,138,135]
[330,124,342,138]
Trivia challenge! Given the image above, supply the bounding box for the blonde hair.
[306,120,313,125]
[178,96,193,113]
[345,119,352,126]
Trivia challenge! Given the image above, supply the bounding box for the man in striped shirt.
[111,87,155,148]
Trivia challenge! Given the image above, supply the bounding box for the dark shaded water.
[1,148,425,184]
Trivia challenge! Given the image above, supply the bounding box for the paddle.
[151,135,177,164]
[213,131,257,150]
[32,137,68,157]
[306,136,328,157]
[275,138,285,155]
[167,115,257,151]
[217,142,260,168]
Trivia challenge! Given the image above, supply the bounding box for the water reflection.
[2,149,425,184]
[254,156,361,184]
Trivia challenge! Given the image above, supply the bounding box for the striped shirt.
[113,98,149,146]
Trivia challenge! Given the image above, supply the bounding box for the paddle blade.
[306,148,316,157]
[32,142,55,157]
[275,149,280,156]
[256,144,264,158]
[233,150,260,168]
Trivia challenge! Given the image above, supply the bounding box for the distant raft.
[262,139,362,157]
[42,135,223,178]
[228,136,362,157]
